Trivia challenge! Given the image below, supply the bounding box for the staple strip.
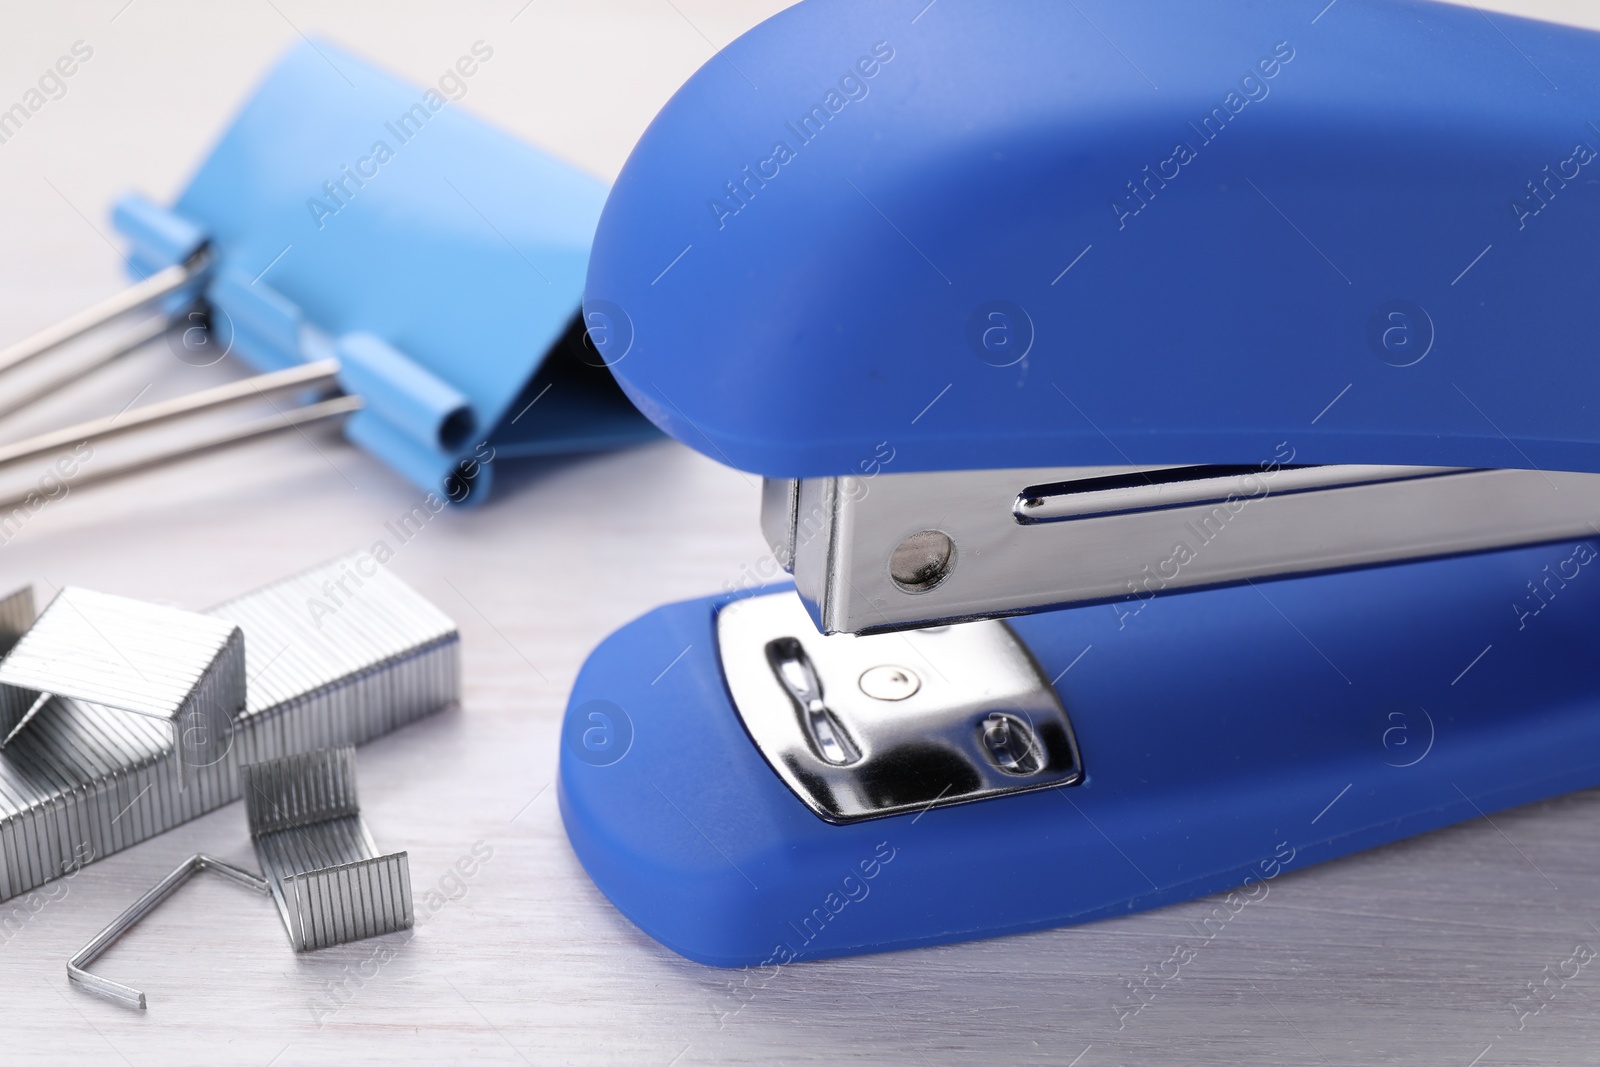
[0,699,224,902]
[213,561,458,765]
[282,852,412,951]
[0,556,457,903]
[0,587,243,720]
[243,747,360,834]
[247,747,412,952]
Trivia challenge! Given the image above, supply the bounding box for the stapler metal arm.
[766,462,1600,633]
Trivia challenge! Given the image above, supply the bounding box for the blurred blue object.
[114,38,655,502]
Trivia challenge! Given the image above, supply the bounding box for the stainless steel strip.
[0,395,362,517]
[783,465,1600,633]
[0,357,341,472]
[0,316,167,424]
[0,257,203,378]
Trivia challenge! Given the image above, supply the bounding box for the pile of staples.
[69,743,418,1010]
[0,555,457,903]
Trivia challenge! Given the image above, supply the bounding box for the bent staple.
[0,554,457,902]
[245,746,413,952]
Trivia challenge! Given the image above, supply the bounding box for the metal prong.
[68,853,269,1011]
[0,393,361,515]
[0,316,168,425]
[0,254,207,379]
[0,357,343,472]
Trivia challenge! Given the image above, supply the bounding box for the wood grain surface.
[2,2,1598,1064]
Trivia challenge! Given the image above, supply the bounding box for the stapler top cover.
[586,0,1600,479]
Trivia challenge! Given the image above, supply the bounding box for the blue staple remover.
[560,0,1600,965]
[0,39,655,504]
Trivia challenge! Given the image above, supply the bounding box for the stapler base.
[560,541,1600,966]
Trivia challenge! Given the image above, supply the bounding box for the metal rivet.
[889,530,955,593]
[858,665,921,701]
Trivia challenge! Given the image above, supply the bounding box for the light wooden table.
[3,2,1600,1064]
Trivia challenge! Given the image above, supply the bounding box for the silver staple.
[0,555,457,903]
[244,746,413,952]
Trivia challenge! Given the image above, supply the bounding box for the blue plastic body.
[562,541,1600,966]
[587,0,1600,479]
[113,39,654,500]
[564,0,1600,964]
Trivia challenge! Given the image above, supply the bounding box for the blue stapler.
[560,0,1600,966]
